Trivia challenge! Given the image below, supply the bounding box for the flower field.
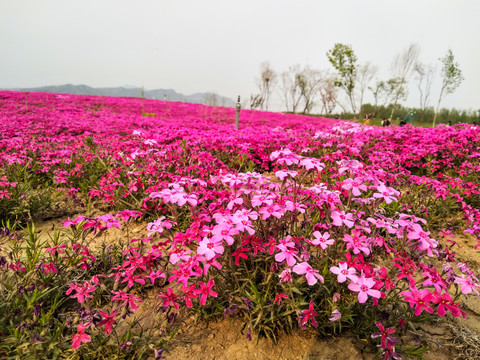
[1,90,480,359]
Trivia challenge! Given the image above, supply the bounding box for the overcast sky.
[1,0,479,112]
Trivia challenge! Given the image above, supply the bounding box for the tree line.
[250,44,468,126]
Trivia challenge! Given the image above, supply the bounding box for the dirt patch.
[167,319,373,360]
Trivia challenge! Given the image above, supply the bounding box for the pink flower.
[0,190,12,198]
[343,230,370,255]
[330,262,358,283]
[348,272,381,303]
[293,262,324,286]
[72,323,91,349]
[311,231,334,249]
[146,216,176,237]
[329,309,342,322]
[299,157,324,171]
[211,222,239,245]
[197,237,224,260]
[97,214,121,229]
[279,267,293,282]
[275,244,298,267]
[331,210,354,228]
[45,244,66,256]
[259,204,284,220]
[342,178,367,196]
[373,184,399,204]
[275,170,298,180]
[455,276,479,295]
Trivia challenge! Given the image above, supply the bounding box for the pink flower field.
[1,90,480,359]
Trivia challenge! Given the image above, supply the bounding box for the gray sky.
[1,0,479,112]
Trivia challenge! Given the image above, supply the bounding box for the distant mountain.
[8,84,236,107]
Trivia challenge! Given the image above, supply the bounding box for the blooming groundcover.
[0,91,480,359]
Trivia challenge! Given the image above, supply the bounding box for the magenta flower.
[371,321,396,349]
[71,323,91,350]
[98,309,117,335]
[400,286,434,316]
[195,279,218,305]
[299,301,318,328]
[181,284,199,308]
[431,291,466,318]
[42,262,58,275]
[158,288,180,309]
[111,290,143,310]
[273,293,289,305]
[144,269,166,284]
[66,281,96,304]
[348,272,381,303]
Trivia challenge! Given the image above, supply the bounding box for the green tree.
[327,43,358,118]
[433,49,464,127]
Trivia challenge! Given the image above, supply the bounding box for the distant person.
[399,119,407,126]
[381,118,386,127]
[448,120,452,127]
[403,112,415,124]
[364,113,372,125]
[386,118,391,126]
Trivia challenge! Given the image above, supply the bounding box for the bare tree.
[250,93,263,110]
[369,78,404,116]
[280,65,303,113]
[203,92,219,107]
[356,62,378,116]
[297,66,321,115]
[389,43,420,118]
[257,61,277,111]
[318,73,338,115]
[414,63,435,122]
